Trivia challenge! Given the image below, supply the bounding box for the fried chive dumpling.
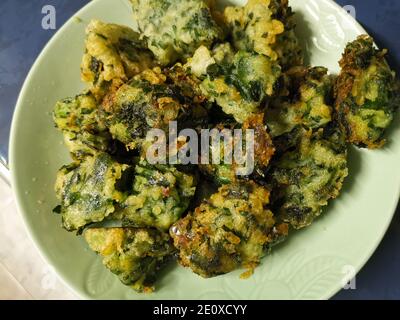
[270,125,348,229]
[335,35,400,148]
[186,44,281,123]
[81,20,155,101]
[115,161,196,231]
[170,182,286,277]
[130,0,223,65]
[164,63,209,105]
[53,91,110,160]
[101,68,204,151]
[55,152,129,232]
[200,114,275,185]
[266,67,334,138]
[84,228,174,292]
[224,0,303,70]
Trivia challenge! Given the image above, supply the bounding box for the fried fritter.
[335,35,400,148]
[270,124,348,229]
[186,44,281,123]
[55,152,130,232]
[170,182,287,277]
[51,0,400,292]
[81,20,155,101]
[84,228,174,292]
[200,114,275,185]
[266,67,334,137]
[100,68,204,151]
[53,91,110,160]
[130,0,223,65]
[114,160,196,231]
[224,0,303,70]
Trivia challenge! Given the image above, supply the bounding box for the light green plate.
[10,0,400,300]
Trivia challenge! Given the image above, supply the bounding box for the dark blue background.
[0,0,399,299]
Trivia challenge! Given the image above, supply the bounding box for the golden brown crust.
[243,113,275,168]
[335,35,399,148]
[170,181,282,278]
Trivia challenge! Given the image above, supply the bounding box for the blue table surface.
[1,0,399,300]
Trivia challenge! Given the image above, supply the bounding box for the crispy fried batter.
[100,68,205,151]
[55,152,130,232]
[200,114,275,185]
[114,160,197,231]
[53,91,110,160]
[170,182,287,277]
[266,67,335,137]
[224,0,303,70]
[84,228,174,292]
[186,44,281,123]
[81,20,155,101]
[335,35,400,148]
[244,113,276,170]
[270,124,348,229]
[130,0,223,65]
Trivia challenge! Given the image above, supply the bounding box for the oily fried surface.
[130,0,223,65]
[114,160,197,231]
[84,228,174,292]
[244,113,276,171]
[170,182,288,277]
[224,0,302,70]
[55,152,129,232]
[53,91,110,160]
[335,35,400,148]
[266,66,334,137]
[164,63,209,105]
[81,20,155,101]
[186,44,281,123]
[100,68,205,151]
[269,124,348,229]
[198,120,241,185]
[200,114,275,185]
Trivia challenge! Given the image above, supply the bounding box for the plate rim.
[9,0,400,300]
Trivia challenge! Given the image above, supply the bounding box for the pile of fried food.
[53,0,400,292]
